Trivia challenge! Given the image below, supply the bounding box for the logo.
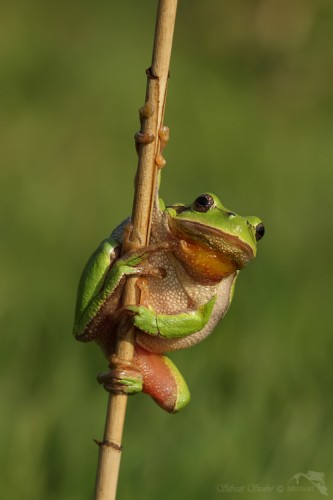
[288,471,328,496]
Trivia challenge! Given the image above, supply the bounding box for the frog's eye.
[255,223,265,241]
[193,194,214,213]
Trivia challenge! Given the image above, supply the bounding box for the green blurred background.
[1,0,332,498]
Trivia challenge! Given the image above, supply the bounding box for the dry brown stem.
[93,1,178,499]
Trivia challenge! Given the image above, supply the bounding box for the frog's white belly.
[136,264,237,353]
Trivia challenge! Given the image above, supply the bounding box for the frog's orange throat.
[168,221,254,285]
[175,239,238,283]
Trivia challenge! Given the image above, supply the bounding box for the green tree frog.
[73,192,264,413]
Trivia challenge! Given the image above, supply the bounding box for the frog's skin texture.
[73,193,264,412]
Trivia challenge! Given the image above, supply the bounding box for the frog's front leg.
[74,238,176,342]
[98,345,190,413]
[127,296,217,339]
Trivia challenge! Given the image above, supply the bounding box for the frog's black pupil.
[255,223,265,241]
[193,194,214,212]
[197,196,209,207]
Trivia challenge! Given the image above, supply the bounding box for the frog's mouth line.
[168,219,255,269]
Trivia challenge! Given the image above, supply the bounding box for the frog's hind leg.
[134,345,190,413]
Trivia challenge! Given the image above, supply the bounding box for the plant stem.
[93,1,178,499]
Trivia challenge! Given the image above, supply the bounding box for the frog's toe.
[97,355,143,395]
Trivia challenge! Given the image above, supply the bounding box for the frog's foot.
[97,355,143,395]
[119,241,177,273]
[106,266,166,325]
[122,221,178,257]
[155,126,170,168]
[133,345,190,413]
[121,222,145,254]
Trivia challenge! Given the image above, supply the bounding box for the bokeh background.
[1,0,332,498]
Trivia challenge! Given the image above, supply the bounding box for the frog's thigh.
[134,345,190,413]
[129,296,216,338]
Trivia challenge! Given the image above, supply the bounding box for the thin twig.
[93,1,178,499]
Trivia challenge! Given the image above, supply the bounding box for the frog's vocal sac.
[73,193,265,412]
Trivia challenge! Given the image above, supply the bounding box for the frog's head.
[165,193,265,283]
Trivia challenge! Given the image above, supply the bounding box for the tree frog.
[73,192,264,413]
